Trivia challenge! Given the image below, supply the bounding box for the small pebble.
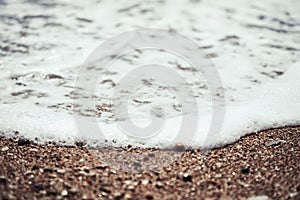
[133,161,141,167]
[17,138,31,146]
[266,139,286,147]
[144,192,154,200]
[29,148,38,152]
[45,74,64,79]
[148,153,155,157]
[141,179,149,185]
[69,188,78,194]
[57,169,66,174]
[0,176,8,184]
[124,193,131,199]
[155,181,163,188]
[61,190,68,196]
[182,173,193,182]
[248,195,269,200]
[74,141,85,147]
[174,143,185,151]
[113,192,122,199]
[178,172,193,182]
[241,166,250,174]
[1,146,9,152]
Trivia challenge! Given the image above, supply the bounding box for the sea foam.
[0,0,299,148]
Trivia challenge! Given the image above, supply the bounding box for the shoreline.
[1,126,299,199]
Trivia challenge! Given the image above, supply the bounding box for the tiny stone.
[0,176,8,184]
[156,181,163,188]
[124,193,131,199]
[75,141,85,147]
[57,169,66,174]
[143,156,150,161]
[32,183,44,190]
[45,74,64,79]
[266,140,281,147]
[18,138,31,146]
[144,192,154,200]
[241,166,250,174]
[100,191,108,197]
[39,190,47,195]
[174,143,185,151]
[178,172,193,182]
[100,186,111,193]
[43,168,54,173]
[141,179,149,185]
[70,188,78,194]
[1,146,9,152]
[95,164,108,169]
[51,155,61,161]
[124,180,131,185]
[248,195,269,200]
[133,161,141,167]
[61,190,68,196]
[182,173,193,182]
[148,153,155,157]
[46,189,58,195]
[113,192,123,200]
[289,192,299,198]
[29,148,38,152]
[127,185,134,190]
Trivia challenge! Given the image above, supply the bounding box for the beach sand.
[0,127,299,200]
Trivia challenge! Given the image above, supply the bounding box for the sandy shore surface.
[0,127,299,200]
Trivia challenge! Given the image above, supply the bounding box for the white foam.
[0,0,300,148]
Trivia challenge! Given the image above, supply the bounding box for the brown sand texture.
[0,127,299,200]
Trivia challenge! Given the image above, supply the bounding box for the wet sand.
[0,127,299,200]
